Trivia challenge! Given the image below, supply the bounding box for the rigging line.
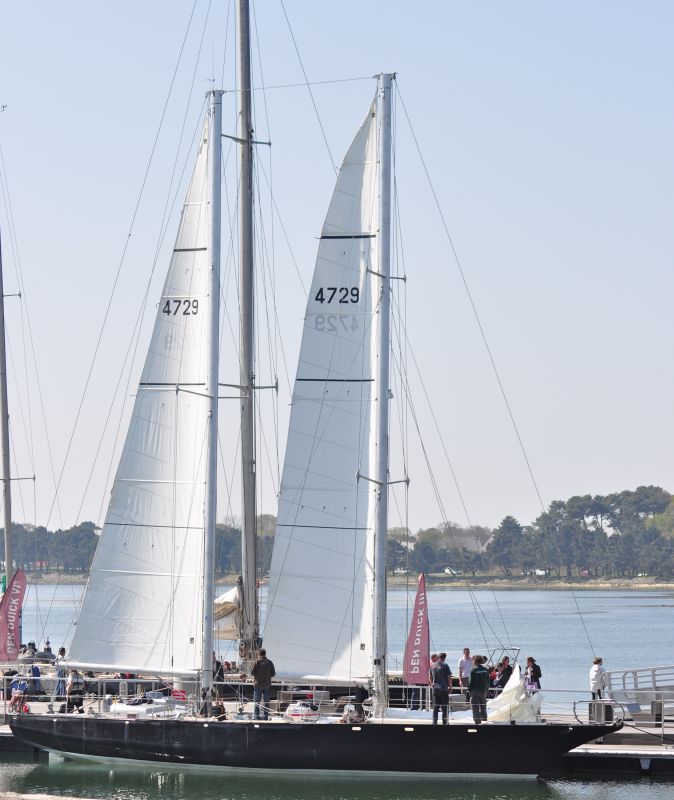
[253,160,306,401]
[5,340,33,517]
[388,339,507,651]
[390,291,511,645]
[394,82,546,514]
[279,0,337,174]
[0,143,63,526]
[251,4,281,490]
[217,427,240,535]
[44,0,204,529]
[220,122,242,362]
[151,4,215,280]
[219,0,233,90]
[248,76,373,92]
[251,162,279,470]
[0,178,39,522]
[391,110,414,604]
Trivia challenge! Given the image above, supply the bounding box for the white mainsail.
[68,121,214,675]
[263,102,381,682]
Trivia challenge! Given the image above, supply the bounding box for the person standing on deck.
[430,652,452,725]
[590,657,606,699]
[524,656,542,691]
[251,648,276,720]
[54,647,67,700]
[66,668,84,712]
[457,647,472,689]
[468,655,489,724]
[494,655,513,690]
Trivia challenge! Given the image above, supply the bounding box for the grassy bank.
[22,572,674,591]
[389,574,674,590]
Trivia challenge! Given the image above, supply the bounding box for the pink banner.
[403,573,430,685]
[0,569,26,661]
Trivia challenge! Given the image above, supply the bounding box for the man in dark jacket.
[251,649,276,720]
[429,652,452,725]
[468,655,490,724]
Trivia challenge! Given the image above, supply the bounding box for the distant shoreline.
[22,572,674,591]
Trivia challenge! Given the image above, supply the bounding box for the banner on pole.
[402,573,430,685]
[0,569,26,661]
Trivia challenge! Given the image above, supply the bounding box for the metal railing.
[0,672,632,730]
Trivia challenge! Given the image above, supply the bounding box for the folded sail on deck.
[264,101,380,683]
[68,121,214,675]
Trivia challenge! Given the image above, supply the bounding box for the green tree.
[486,516,523,576]
[387,539,408,573]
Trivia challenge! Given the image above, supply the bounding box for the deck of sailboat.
[2,696,611,726]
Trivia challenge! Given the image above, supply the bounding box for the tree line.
[2,487,674,580]
[392,485,674,580]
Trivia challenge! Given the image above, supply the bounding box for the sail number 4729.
[314,287,359,304]
[162,299,199,315]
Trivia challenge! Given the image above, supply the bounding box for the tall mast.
[201,89,224,692]
[372,73,393,716]
[237,0,259,666]
[0,229,13,588]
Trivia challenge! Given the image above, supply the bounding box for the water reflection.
[1,759,671,800]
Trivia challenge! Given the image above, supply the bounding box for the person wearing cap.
[590,657,606,700]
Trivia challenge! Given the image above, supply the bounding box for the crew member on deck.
[251,649,276,721]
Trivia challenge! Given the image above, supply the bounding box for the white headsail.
[68,121,214,675]
[264,100,381,683]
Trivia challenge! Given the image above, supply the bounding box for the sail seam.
[105,522,203,530]
[296,378,373,383]
[319,234,375,240]
[277,524,370,531]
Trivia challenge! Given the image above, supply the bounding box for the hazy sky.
[0,1,673,533]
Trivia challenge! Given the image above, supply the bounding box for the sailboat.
[10,1,621,775]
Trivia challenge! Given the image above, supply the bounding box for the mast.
[201,88,224,693]
[0,229,13,589]
[372,73,393,716]
[237,0,259,666]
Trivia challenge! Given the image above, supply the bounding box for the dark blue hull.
[9,714,622,776]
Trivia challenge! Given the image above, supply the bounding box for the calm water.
[21,583,674,694]
[8,584,674,799]
[0,757,672,800]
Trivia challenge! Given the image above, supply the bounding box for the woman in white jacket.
[589,657,606,699]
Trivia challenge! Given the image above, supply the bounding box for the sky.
[0,0,673,533]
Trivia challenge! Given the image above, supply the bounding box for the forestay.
[264,100,381,683]
[68,120,214,675]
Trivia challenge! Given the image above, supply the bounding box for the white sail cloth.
[263,102,381,683]
[486,665,542,722]
[68,121,214,675]
[214,586,240,640]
